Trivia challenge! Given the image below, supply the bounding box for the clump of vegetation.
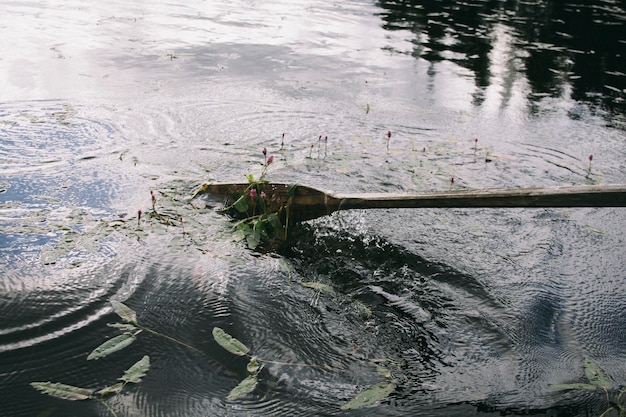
[552,357,625,417]
[218,149,294,250]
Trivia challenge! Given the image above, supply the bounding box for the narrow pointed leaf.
[233,195,249,213]
[31,382,93,401]
[107,322,138,332]
[341,381,395,410]
[583,358,613,389]
[120,355,150,384]
[227,375,258,401]
[213,327,249,356]
[111,300,137,324]
[88,333,136,360]
[97,382,125,396]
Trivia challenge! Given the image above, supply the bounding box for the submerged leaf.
[120,355,151,384]
[88,333,136,360]
[111,300,137,324]
[212,327,250,356]
[300,282,334,294]
[376,366,393,380]
[583,358,613,389]
[341,381,395,410]
[246,226,261,249]
[31,382,93,401]
[227,375,258,401]
[552,383,599,391]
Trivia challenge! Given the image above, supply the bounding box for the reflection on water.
[378,0,626,119]
[1,0,626,416]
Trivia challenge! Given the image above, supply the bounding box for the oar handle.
[332,185,626,209]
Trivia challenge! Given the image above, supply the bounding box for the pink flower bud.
[267,155,274,165]
[387,130,391,139]
[589,154,593,162]
[250,188,257,199]
[450,176,455,184]
[263,147,267,156]
[260,191,266,199]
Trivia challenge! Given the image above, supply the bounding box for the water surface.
[1,0,625,416]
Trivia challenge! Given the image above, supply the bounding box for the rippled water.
[1,0,626,416]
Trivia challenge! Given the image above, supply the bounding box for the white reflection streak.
[483,23,528,116]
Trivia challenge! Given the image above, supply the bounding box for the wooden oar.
[198,183,626,223]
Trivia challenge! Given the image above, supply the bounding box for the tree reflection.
[376,0,626,117]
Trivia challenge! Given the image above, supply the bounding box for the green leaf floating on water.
[341,381,395,410]
[111,300,137,324]
[212,327,250,356]
[97,382,125,396]
[87,333,136,360]
[227,375,258,401]
[107,322,139,332]
[30,382,94,401]
[120,355,151,384]
[552,357,613,392]
[583,357,613,390]
[247,357,262,374]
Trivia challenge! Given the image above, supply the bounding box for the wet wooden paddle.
[196,183,626,223]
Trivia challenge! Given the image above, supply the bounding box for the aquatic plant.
[217,149,292,250]
[32,292,398,415]
[552,357,625,417]
[31,356,150,417]
[30,300,198,417]
[587,154,593,178]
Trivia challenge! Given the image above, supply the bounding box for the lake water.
[1,0,625,416]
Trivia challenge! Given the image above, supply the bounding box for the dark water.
[1,1,625,416]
